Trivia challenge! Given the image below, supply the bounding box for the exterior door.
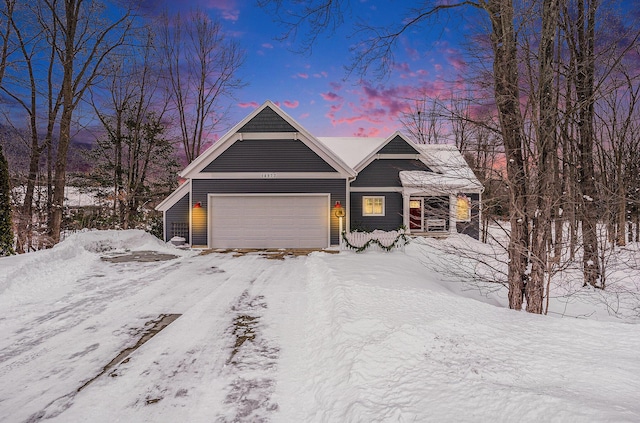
[409,198,423,231]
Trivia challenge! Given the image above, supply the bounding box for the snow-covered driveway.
[1,230,640,422]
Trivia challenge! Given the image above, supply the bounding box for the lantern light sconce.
[334,201,345,218]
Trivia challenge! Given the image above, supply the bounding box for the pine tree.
[0,144,14,255]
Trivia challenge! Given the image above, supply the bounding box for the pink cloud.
[313,71,328,78]
[321,92,342,102]
[283,100,299,108]
[353,127,381,137]
[238,101,259,108]
[296,73,309,79]
[434,63,443,72]
[262,43,274,49]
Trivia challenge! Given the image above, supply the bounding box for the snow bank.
[0,230,192,305]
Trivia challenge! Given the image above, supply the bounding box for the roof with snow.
[315,137,386,169]
[316,136,482,193]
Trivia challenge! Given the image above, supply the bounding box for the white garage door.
[208,194,330,248]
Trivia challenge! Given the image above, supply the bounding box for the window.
[456,195,471,222]
[363,196,385,216]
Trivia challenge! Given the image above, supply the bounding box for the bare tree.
[38,0,134,243]
[159,9,245,164]
[0,0,15,85]
[400,96,444,144]
[90,30,178,228]
[0,2,64,251]
[527,0,560,313]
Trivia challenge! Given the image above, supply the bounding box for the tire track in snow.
[47,254,283,423]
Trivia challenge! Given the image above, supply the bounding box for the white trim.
[189,180,193,247]
[155,182,190,212]
[376,154,422,160]
[207,193,331,249]
[353,131,420,172]
[344,178,350,234]
[362,196,385,217]
[350,186,403,193]
[239,132,299,140]
[162,210,167,242]
[194,172,344,179]
[180,101,356,179]
[403,193,410,233]
[478,192,482,231]
[449,194,457,234]
[208,192,331,198]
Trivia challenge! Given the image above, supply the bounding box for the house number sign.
[261,173,277,178]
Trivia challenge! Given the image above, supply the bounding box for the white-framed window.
[456,195,471,222]
[363,196,385,216]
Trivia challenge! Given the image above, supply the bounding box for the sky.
[152,0,476,138]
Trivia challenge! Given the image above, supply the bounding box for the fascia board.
[353,131,426,173]
[269,104,356,177]
[155,181,190,212]
[180,100,356,179]
[179,101,277,178]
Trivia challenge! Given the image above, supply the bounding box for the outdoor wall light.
[193,202,202,209]
[334,201,345,218]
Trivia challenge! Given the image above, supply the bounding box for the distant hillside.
[0,124,95,178]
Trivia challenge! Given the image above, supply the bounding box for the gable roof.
[179,101,356,178]
[351,131,424,172]
[404,144,484,193]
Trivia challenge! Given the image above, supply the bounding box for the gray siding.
[191,179,347,246]
[350,192,403,232]
[379,135,420,154]
[201,139,337,173]
[456,193,481,239]
[239,106,297,132]
[165,194,189,243]
[352,159,432,187]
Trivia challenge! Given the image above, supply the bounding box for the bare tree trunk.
[485,0,528,310]
[528,0,559,314]
[46,0,132,243]
[569,0,601,288]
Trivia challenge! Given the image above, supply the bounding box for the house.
[156,101,483,248]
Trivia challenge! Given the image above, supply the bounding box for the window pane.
[364,199,373,214]
[457,196,470,221]
[374,198,383,214]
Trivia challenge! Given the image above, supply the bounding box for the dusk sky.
[152,0,477,139]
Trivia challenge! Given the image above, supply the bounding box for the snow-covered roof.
[400,170,483,194]
[315,137,386,169]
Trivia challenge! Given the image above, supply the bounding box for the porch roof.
[399,170,483,194]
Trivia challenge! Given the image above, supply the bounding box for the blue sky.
[155,0,475,138]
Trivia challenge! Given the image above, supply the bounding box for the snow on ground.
[0,230,639,422]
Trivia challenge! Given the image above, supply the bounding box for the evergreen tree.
[0,144,15,255]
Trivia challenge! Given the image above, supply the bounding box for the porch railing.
[341,228,409,252]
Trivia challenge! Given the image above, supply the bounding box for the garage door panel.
[209,195,329,248]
